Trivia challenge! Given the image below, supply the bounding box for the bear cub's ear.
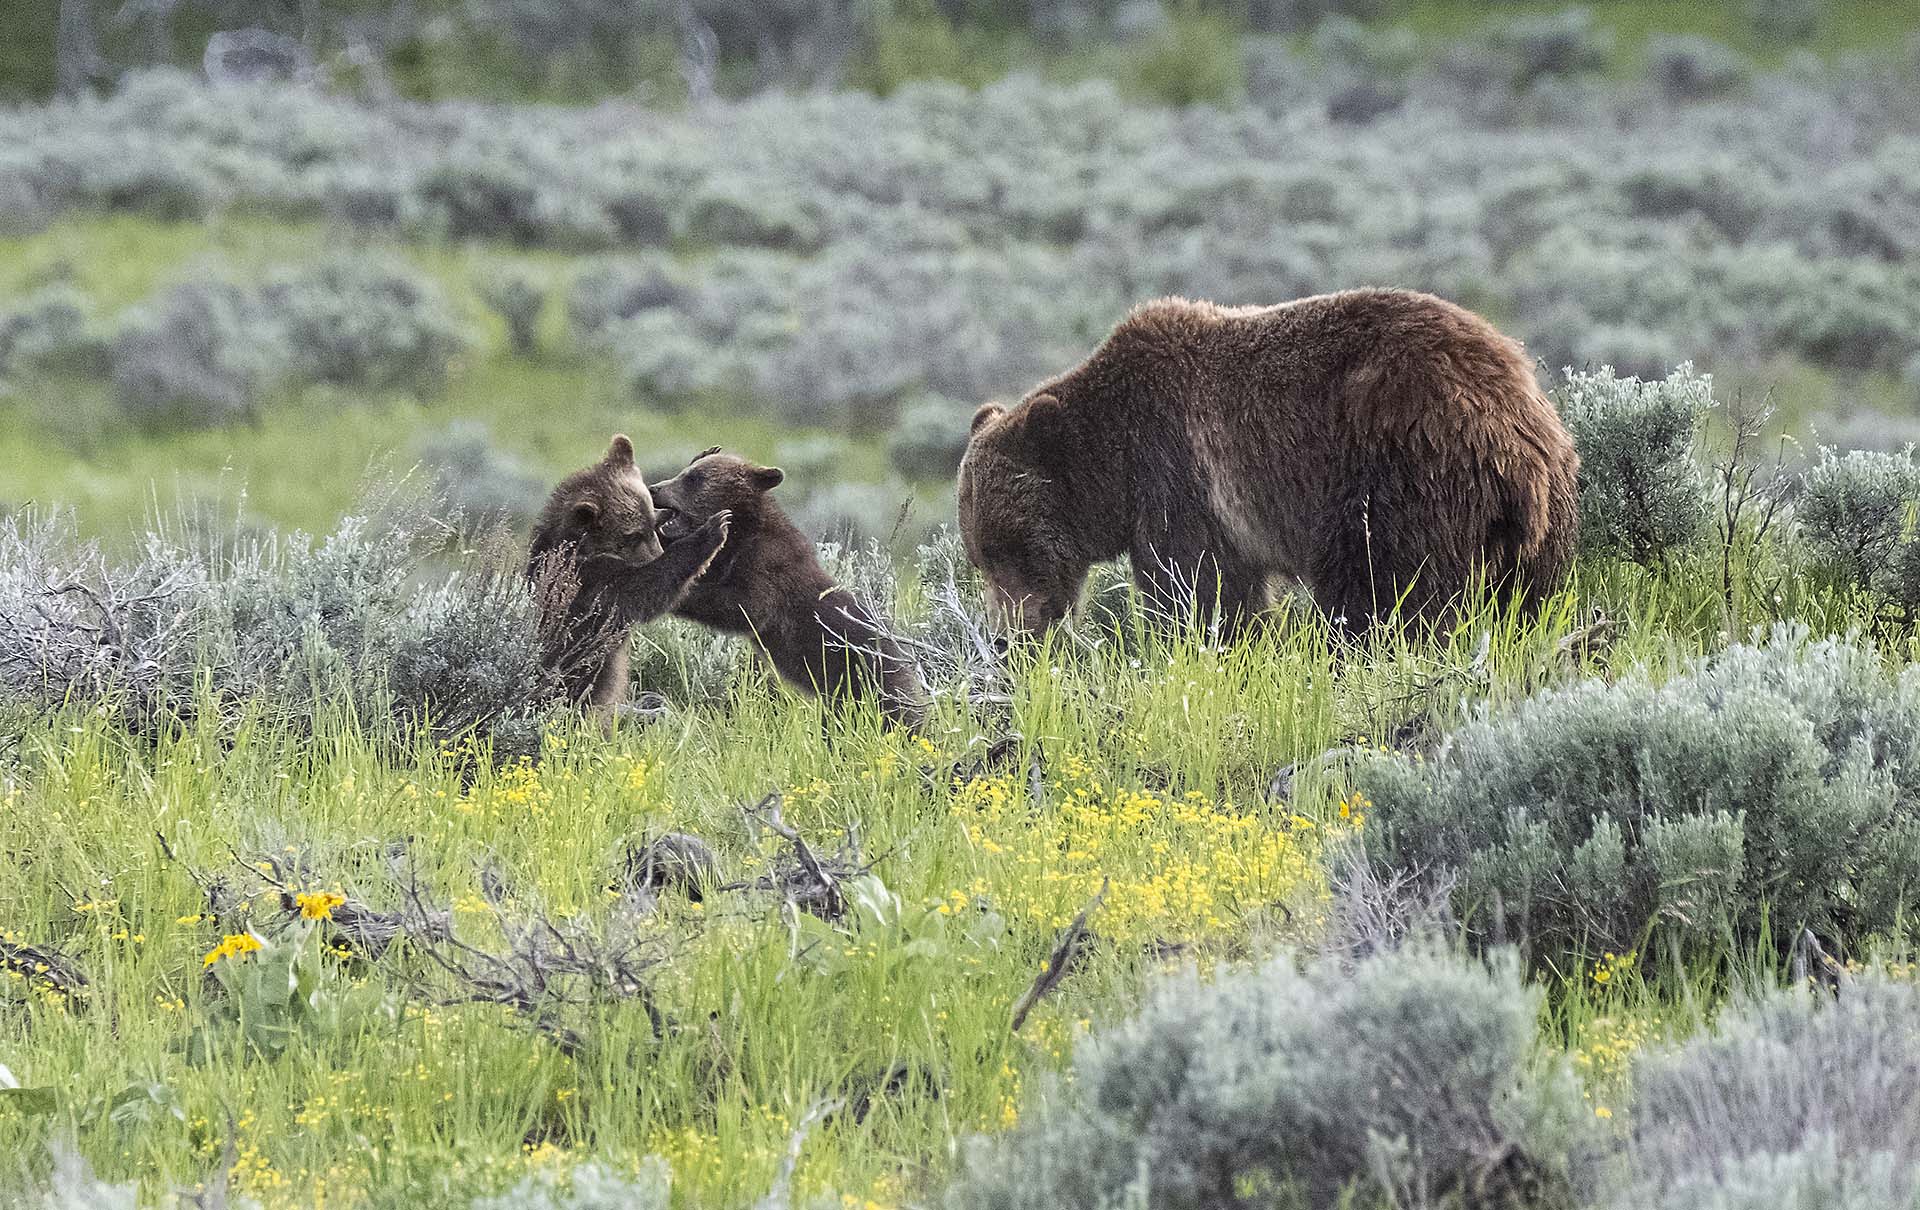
[751,465,785,492]
[971,402,1006,434]
[605,435,636,467]
[572,500,601,527]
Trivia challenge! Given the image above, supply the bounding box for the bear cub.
[528,434,730,716]
[650,448,929,730]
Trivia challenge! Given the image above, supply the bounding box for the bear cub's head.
[532,434,666,568]
[958,395,1090,635]
[650,448,784,542]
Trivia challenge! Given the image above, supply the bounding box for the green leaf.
[0,1085,58,1115]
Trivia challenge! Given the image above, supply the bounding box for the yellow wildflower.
[297,891,346,921]
[203,933,263,967]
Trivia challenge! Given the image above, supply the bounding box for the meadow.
[6,1,1920,1207]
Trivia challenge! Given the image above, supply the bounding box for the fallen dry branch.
[245,849,449,959]
[1010,877,1108,1034]
[754,1097,844,1210]
[391,861,668,1055]
[727,792,870,922]
[0,934,87,1003]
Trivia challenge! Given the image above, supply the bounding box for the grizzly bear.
[957,289,1580,635]
[649,449,930,730]
[528,435,731,714]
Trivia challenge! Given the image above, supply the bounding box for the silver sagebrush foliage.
[947,944,1591,1210]
[1558,363,1714,567]
[1359,626,1920,965]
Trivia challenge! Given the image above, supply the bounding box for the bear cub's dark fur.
[528,435,729,716]
[650,449,929,730]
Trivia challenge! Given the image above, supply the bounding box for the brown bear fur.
[957,289,1580,636]
[527,434,730,714]
[649,449,930,730]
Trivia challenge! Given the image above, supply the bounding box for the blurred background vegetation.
[3,0,1920,548]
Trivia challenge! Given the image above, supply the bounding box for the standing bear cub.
[958,289,1580,635]
[650,449,930,730]
[527,434,730,716]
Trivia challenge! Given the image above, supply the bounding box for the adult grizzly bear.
[650,449,930,730]
[528,435,730,715]
[957,289,1579,635]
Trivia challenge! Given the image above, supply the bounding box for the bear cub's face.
[958,399,1090,635]
[541,434,666,567]
[651,450,784,543]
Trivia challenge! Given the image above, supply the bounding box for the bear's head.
[650,447,783,541]
[957,395,1091,635]
[531,434,666,569]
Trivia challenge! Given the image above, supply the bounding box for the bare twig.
[1010,878,1108,1033]
[754,1098,844,1210]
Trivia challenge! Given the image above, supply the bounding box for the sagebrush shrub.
[1491,7,1613,87]
[1610,974,1920,1208]
[946,944,1589,1210]
[1646,35,1751,101]
[1796,446,1920,596]
[1745,0,1821,40]
[0,285,109,381]
[480,270,548,358]
[415,421,547,532]
[0,503,563,746]
[1358,627,1920,967]
[110,280,285,426]
[260,258,471,397]
[1558,364,1713,567]
[109,261,469,425]
[886,394,973,481]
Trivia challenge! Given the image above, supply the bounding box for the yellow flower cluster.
[203,933,263,967]
[1572,1012,1655,1098]
[455,757,553,818]
[1590,950,1635,986]
[952,754,1330,943]
[296,891,346,921]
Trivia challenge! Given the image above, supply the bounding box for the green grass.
[0,551,1887,1207]
[1387,0,1920,61]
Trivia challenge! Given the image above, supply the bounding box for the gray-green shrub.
[109,261,469,425]
[1745,0,1822,40]
[416,421,547,532]
[886,394,972,481]
[1559,364,1714,567]
[1646,36,1751,101]
[1609,974,1920,1209]
[946,944,1589,1210]
[480,271,548,358]
[0,285,109,382]
[1796,446,1920,596]
[0,504,561,745]
[1358,627,1920,966]
[260,258,471,397]
[110,280,285,427]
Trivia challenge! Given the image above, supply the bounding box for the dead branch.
[754,1097,844,1210]
[1010,877,1107,1034]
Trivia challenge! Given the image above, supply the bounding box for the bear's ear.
[971,402,1006,434]
[690,445,722,466]
[571,500,601,528]
[1018,393,1068,443]
[751,465,785,493]
[605,435,636,468]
